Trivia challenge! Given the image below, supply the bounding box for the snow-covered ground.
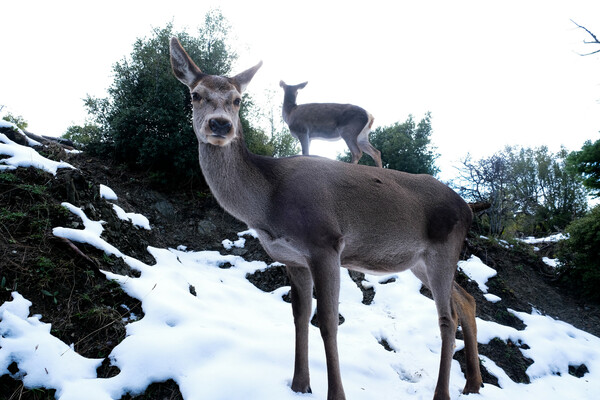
[1,133,600,399]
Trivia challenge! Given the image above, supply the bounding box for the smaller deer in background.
[280,81,383,168]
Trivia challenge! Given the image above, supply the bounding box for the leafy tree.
[568,137,600,197]
[534,147,588,231]
[456,146,587,237]
[62,122,103,148]
[83,11,272,184]
[2,113,28,131]
[258,89,300,158]
[557,205,600,302]
[270,125,299,158]
[338,113,439,175]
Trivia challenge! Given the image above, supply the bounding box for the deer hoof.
[462,381,482,395]
[291,382,312,394]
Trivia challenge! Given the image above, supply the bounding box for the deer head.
[279,80,308,105]
[170,37,262,147]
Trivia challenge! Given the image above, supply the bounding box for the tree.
[456,146,587,237]
[557,205,600,302]
[534,147,588,231]
[83,11,272,184]
[456,151,512,236]
[2,113,28,131]
[62,122,103,147]
[568,138,600,197]
[338,113,439,175]
[258,89,300,158]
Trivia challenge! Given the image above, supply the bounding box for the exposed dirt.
[1,146,598,399]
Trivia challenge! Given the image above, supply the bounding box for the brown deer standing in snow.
[170,38,482,400]
[280,81,383,168]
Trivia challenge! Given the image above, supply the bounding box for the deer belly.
[341,242,426,275]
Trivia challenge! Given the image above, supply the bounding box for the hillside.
[1,127,600,399]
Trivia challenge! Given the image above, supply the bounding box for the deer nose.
[208,118,232,136]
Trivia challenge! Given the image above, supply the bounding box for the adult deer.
[170,38,482,400]
[280,80,383,168]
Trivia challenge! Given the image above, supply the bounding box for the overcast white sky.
[1,0,599,178]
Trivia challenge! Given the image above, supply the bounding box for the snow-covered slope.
[1,133,599,399]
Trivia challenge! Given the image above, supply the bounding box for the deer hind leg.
[308,249,346,400]
[286,264,314,394]
[357,113,382,168]
[357,139,382,168]
[343,136,363,164]
[452,282,483,394]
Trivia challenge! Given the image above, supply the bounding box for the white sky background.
[1,0,600,179]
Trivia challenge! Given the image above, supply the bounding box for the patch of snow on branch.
[52,202,123,257]
[0,133,74,175]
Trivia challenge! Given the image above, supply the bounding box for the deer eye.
[191,92,201,102]
[233,98,241,107]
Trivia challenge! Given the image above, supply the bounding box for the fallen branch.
[59,237,104,278]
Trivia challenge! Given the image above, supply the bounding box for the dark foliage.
[568,137,600,197]
[557,205,600,302]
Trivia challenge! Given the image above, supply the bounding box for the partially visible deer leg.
[309,250,346,400]
[287,265,314,394]
[358,139,382,168]
[298,134,311,156]
[452,283,482,394]
[412,260,456,400]
[344,138,363,164]
[433,299,456,400]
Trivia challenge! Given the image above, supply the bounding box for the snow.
[52,202,123,258]
[2,137,600,399]
[99,184,151,230]
[100,184,118,200]
[111,204,151,230]
[458,255,497,293]
[542,257,560,268]
[222,230,257,249]
[483,294,502,303]
[519,233,568,244]
[0,120,42,146]
[0,132,73,175]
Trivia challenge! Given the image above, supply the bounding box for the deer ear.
[298,81,308,89]
[279,80,286,88]
[233,61,263,93]
[170,37,203,88]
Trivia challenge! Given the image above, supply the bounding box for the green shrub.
[557,205,600,302]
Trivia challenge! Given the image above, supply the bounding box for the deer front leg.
[309,251,346,400]
[297,133,311,155]
[286,265,314,394]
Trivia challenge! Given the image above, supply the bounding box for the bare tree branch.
[571,20,600,56]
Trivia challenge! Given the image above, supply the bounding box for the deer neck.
[281,92,298,122]
[197,135,271,226]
